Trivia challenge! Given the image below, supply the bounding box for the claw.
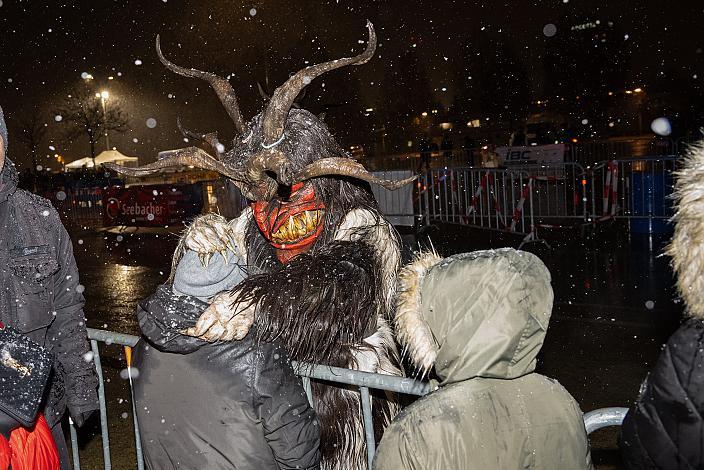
[198,252,212,267]
[220,250,229,264]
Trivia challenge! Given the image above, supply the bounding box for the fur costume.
[107,22,412,470]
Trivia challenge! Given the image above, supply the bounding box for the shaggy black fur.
[232,241,379,365]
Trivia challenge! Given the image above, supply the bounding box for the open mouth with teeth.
[270,209,324,246]
[251,182,326,254]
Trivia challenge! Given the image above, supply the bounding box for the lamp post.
[96,90,110,151]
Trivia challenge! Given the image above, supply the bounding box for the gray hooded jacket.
[374,249,593,470]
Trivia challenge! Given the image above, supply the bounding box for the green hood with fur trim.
[394,248,553,384]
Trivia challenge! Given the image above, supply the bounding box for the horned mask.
[105,21,415,202]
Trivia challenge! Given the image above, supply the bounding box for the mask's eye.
[277,182,305,201]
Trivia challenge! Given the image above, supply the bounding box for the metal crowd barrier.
[418,157,680,242]
[420,167,536,236]
[74,328,627,470]
[588,156,678,222]
[370,170,419,227]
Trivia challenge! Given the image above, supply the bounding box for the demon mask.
[105,21,414,261]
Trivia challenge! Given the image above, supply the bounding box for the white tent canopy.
[65,150,138,171]
[94,149,138,166]
[64,157,94,169]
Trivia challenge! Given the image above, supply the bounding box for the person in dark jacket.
[620,141,704,469]
[0,105,99,469]
[133,242,320,470]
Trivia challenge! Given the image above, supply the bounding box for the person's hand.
[183,213,237,266]
[182,291,255,341]
[69,408,95,428]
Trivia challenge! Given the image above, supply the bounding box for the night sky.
[0,0,701,169]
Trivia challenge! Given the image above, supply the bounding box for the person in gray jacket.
[374,249,592,470]
[0,105,99,469]
[133,242,321,470]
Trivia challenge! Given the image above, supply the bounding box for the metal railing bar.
[90,339,112,470]
[302,376,314,407]
[292,362,431,396]
[69,417,80,470]
[360,386,375,469]
[583,407,628,434]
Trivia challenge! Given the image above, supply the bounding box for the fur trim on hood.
[394,251,442,375]
[668,140,704,319]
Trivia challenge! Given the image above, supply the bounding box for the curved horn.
[258,82,305,109]
[294,157,417,190]
[257,82,271,102]
[176,117,224,159]
[103,147,246,182]
[261,21,377,145]
[156,35,247,134]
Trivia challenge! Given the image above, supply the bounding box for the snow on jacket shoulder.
[621,318,704,469]
[375,249,593,470]
[133,285,321,470]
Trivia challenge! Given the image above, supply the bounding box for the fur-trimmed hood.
[394,248,553,385]
[667,141,704,319]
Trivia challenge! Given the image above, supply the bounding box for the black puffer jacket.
[133,285,321,470]
[621,318,704,469]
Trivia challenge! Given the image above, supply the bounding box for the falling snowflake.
[249,8,257,16]
[120,367,140,380]
[54,115,63,122]
[651,117,672,136]
[135,59,143,66]
[146,118,157,128]
[543,24,557,37]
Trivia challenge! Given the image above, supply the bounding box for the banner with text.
[496,143,566,166]
[103,183,203,227]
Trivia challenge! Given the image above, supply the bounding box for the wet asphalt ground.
[67,221,681,469]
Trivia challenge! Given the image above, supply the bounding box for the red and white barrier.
[510,178,533,232]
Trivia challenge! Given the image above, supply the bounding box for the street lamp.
[95,90,110,150]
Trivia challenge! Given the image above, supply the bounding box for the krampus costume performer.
[107,22,414,470]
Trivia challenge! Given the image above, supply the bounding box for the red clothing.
[0,415,59,470]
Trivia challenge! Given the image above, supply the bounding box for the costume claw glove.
[182,291,255,341]
[183,213,238,266]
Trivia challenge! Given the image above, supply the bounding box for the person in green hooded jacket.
[374,248,593,470]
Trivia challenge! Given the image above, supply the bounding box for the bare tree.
[16,107,47,172]
[56,83,129,167]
